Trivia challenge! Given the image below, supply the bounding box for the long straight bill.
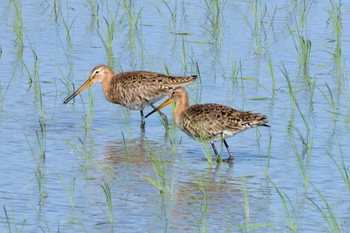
[145,98,173,118]
[63,79,93,104]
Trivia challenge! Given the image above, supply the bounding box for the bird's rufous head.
[63,65,113,104]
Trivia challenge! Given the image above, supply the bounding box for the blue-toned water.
[1,0,350,232]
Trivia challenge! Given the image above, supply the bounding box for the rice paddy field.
[1,0,350,232]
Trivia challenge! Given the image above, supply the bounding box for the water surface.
[1,0,350,232]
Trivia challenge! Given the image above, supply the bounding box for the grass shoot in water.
[58,176,87,229]
[51,0,62,22]
[82,87,95,130]
[22,42,47,119]
[267,53,276,97]
[183,170,209,232]
[22,118,48,201]
[97,2,121,67]
[327,0,343,79]
[248,0,268,55]
[308,183,341,233]
[326,146,350,196]
[0,79,2,111]
[203,0,223,48]
[99,180,114,225]
[289,127,311,187]
[293,0,312,31]
[287,25,311,79]
[141,142,173,194]
[161,0,177,33]
[265,130,272,172]
[267,176,298,232]
[59,177,77,216]
[317,83,338,120]
[62,13,77,51]
[327,0,342,41]
[195,178,209,232]
[280,65,295,131]
[10,0,23,58]
[0,65,2,110]
[121,0,143,51]
[283,65,313,186]
[299,36,312,79]
[287,1,313,79]
[242,180,250,226]
[87,0,98,29]
[3,206,28,233]
[227,60,241,87]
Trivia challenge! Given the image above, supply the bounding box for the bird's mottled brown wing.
[110,71,197,109]
[180,103,269,140]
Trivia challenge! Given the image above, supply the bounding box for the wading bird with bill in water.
[63,65,198,131]
[146,87,270,162]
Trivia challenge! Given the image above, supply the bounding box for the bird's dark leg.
[140,110,146,131]
[211,143,221,162]
[223,139,234,162]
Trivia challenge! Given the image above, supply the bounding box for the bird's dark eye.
[95,70,99,74]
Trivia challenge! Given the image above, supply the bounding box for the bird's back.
[106,71,197,110]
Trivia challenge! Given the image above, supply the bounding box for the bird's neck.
[175,96,190,125]
[102,74,116,102]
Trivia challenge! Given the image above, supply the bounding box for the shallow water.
[1,0,350,232]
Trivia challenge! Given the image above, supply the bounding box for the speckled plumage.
[64,65,197,130]
[105,70,196,110]
[179,103,269,142]
[146,87,269,162]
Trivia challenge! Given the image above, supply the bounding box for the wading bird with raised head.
[63,65,197,130]
[145,87,270,162]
